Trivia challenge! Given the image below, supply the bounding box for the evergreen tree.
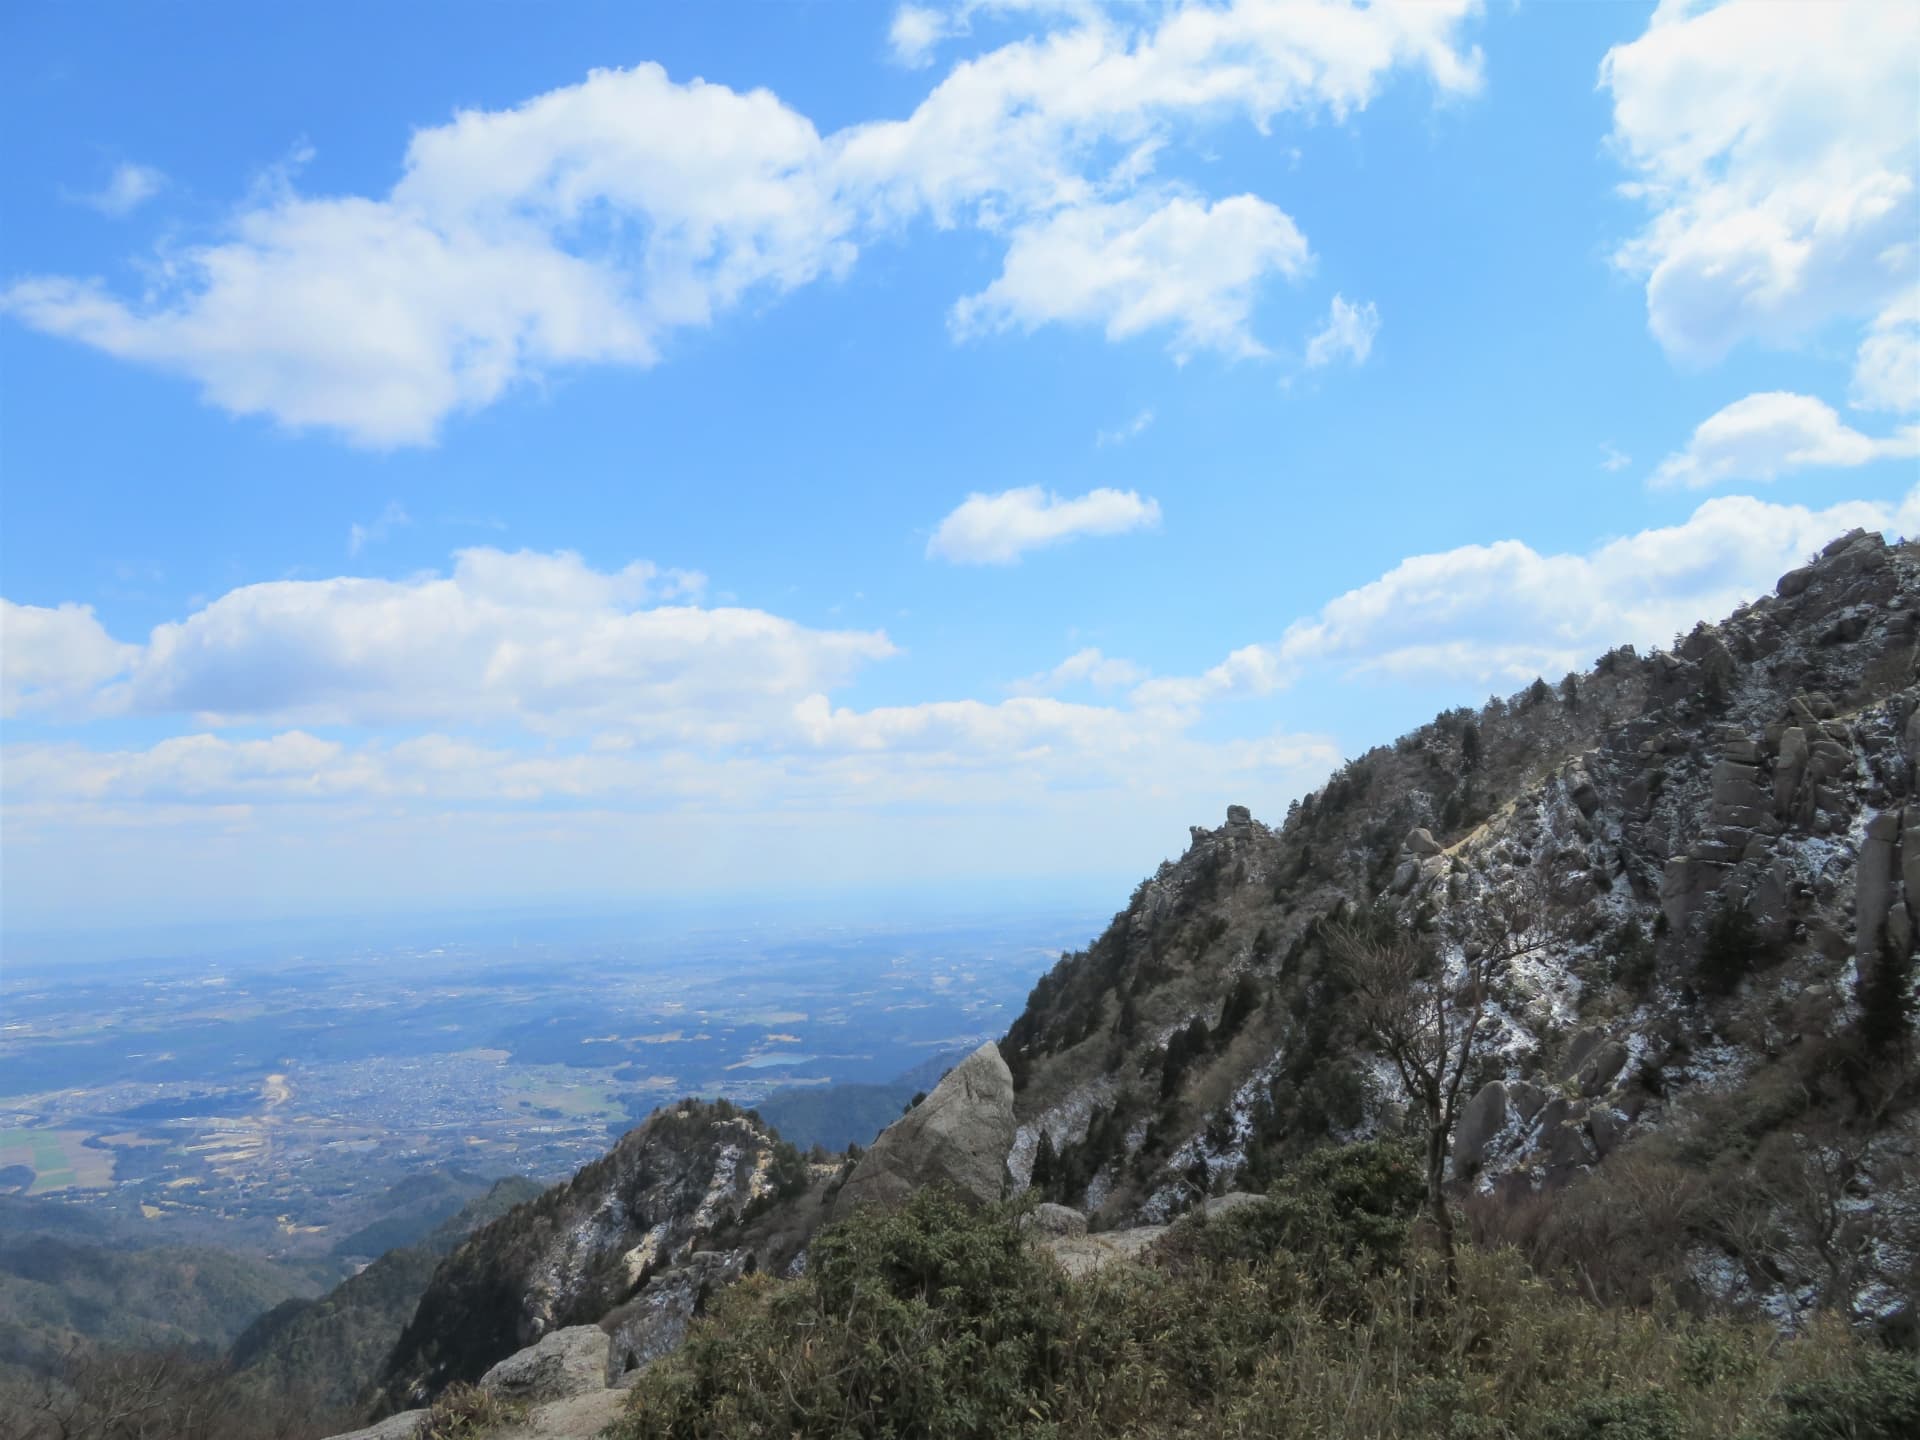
[1030,1131,1057,1195]
[1857,929,1915,1054]
[1460,722,1481,773]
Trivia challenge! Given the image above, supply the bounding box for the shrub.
[1765,1349,1920,1440]
[414,1382,526,1439]
[1537,1390,1684,1440]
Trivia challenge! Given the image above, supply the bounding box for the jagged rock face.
[374,1101,787,1412]
[831,1041,1016,1220]
[601,1249,746,1382]
[1003,530,1918,1234]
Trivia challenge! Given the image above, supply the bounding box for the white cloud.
[1271,485,1918,683]
[890,4,963,68]
[347,500,411,556]
[927,485,1161,564]
[1602,0,1920,365]
[1130,642,1290,710]
[1008,646,1147,695]
[8,547,883,736]
[951,193,1310,357]
[1599,442,1632,472]
[1303,292,1379,368]
[71,162,167,217]
[1650,391,1920,489]
[1852,292,1920,413]
[1096,408,1154,446]
[1,601,143,717]
[4,3,1483,444]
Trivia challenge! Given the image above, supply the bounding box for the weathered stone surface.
[1020,1202,1089,1238]
[1225,804,1253,827]
[1659,859,1696,932]
[325,1413,430,1440]
[488,1389,628,1440]
[1710,759,1766,816]
[480,1327,612,1405]
[1562,1027,1604,1081]
[1045,1224,1167,1278]
[1590,1107,1629,1157]
[1200,1191,1265,1221]
[1452,1081,1508,1180]
[1576,1041,1629,1098]
[1904,807,1920,938]
[1857,811,1902,965]
[604,1250,746,1382]
[832,1041,1015,1220]
[1405,826,1443,857]
[1507,1079,1548,1124]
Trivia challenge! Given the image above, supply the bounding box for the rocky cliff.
[371,1100,815,1413]
[1003,528,1917,1320]
[335,527,1917,1432]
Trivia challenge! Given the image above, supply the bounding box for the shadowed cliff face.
[1002,531,1917,1260]
[372,1100,808,1413]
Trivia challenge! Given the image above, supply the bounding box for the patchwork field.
[0,1127,116,1192]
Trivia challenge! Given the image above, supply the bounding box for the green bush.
[1764,1350,1920,1440]
[607,1143,1883,1440]
[1537,1390,1684,1440]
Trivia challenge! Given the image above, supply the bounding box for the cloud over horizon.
[2,2,1482,445]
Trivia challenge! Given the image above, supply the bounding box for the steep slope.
[371,1100,816,1413]
[1003,529,1917,1313]
[230,1176,543,1412]
[0,1193,336,1383]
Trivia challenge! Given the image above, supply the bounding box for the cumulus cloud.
[1,601,143,717]
[951,193,1310,358]
[6,547,883,736]
[1852,292,1920,413]
[1303,293,1379,368]
[1008,646,1148,696]
[71,162,167,217]
[4,2,1483,444]
[926,485,1161,564]
[1602,0,1920,366]
[1650,391,1920,489]
[889,4,964,67]
[1270,485,1919,684]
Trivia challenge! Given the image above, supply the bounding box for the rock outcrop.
[478,1326,611,1404]
[830,1041,1016,1220]
[1001,526,1920,1325]
[373,1100,805,1413]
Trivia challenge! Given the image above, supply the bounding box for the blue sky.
[3,0,1916,932]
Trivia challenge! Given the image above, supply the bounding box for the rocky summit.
[315,527,1916,1436]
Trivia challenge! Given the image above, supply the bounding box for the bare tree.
[1327,863,1552,1294]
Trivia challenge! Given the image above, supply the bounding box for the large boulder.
[1774,727,1809,818]
[1019,1203,1089,1238]
[831,1041,1016,1220]
[1452,1080,1508,1180]
[1857,811,1901,965]
[478,1326,611,1404]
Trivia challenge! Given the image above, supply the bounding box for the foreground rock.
[375,1100,795,1410]
[831,1041,1016,1220]
[478,1326,610,1404]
